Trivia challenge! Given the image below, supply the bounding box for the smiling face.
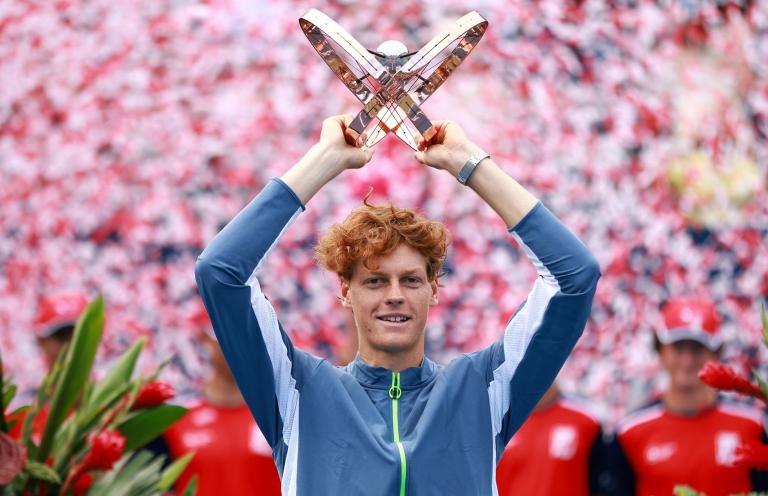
[340,243,438,370]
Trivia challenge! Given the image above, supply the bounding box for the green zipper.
[390,372,407,496]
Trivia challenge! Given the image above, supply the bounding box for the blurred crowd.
[1,0,767,428]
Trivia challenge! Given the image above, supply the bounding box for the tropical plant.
[0,296,196,495]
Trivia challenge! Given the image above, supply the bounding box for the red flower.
[82,430,126,471]
[73,473,94,496]
[0,431,26,484]
[698,361,767,402]
[131,381,175,410]
[733,439,768,470]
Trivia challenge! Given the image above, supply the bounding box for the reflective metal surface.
[300,9,488,150]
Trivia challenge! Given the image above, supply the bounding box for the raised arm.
[416,122,601,450]
[281,114,374,204]
[194,115,373,456]
[414,121,537,228]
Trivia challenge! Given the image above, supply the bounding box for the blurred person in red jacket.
[10,292,88,440]
[496,382,606,496]
[605,296,768,496]
[162,305,281,496]
[33,292,88,369]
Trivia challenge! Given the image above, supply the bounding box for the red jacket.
[164,400,281,495]
[496,396,603,496]
[608,400,767,496]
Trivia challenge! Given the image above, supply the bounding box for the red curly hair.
[315,199,449,282]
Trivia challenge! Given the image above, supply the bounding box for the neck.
[663,384,717,416]
[203,371,244,407]
[358,347,424,372]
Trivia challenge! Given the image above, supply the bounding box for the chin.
[370,332,421,354]
[373,339,417,354]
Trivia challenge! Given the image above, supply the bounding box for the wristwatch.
[456,151,490,185]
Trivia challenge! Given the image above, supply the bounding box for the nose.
[679,351,698,368]
[385,281,405,304]
[676,347,706,371]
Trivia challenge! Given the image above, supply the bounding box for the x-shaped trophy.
[299,9,488,150]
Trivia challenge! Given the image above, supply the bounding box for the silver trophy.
[300,9,488,150]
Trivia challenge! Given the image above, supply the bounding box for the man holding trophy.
[194,9,600,495]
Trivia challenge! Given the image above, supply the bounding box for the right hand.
[316,115,374,171]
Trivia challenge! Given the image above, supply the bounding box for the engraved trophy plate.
[299,9,488,150]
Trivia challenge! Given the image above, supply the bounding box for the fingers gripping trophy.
[195,8,600,496]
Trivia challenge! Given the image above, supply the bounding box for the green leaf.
[674,486,704,496]
[20,404,41,460]
[37,296,105,463]
[754,369,768,405]
[762,305,768,348]
[24,460,62,484]
[9,405,29,418]
[0,350,7,432]
[182,474,198,496]
[4,404,30,435]
[157,451,195,491]
[51,416,79,474]
[3,404,28,435]
[66,338,147,458]
[45,340,71,397]
[87,454,131,495]
[87,338,146,418]
[146,355,172,384]
[88,451,164,496]
[3,384,17,411]
[3,404,28,436]
[0,381,17,432]
[127,374,144,402]
[22,340,69,453]
[117,404,187,451]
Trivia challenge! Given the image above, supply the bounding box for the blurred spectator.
[604,297,768,496]
[496,383,605,496]
[33,292,88,369]
[10,292,88,440]
[162,312,281,495]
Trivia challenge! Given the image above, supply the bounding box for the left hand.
[413,121,485,176]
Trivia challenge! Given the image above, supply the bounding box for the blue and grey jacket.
[195,178,601,495]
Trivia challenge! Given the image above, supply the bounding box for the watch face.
[299,9,488,150]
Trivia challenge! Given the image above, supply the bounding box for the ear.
[429,279,439,306]
[340,278,352,309]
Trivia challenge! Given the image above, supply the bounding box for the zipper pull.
[389,372,402,399]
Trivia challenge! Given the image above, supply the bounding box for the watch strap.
[456,151,490,185]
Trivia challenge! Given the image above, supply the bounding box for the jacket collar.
[347,353,438,389]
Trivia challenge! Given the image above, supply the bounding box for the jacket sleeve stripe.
[248,273,301,446]
[488,274,559,436]
[280,406,301,495]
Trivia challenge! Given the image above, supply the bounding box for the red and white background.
[1,0,766,424]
